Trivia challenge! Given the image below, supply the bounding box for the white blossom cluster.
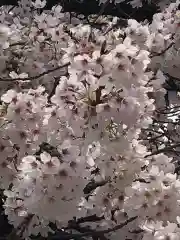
[0,0,180,239]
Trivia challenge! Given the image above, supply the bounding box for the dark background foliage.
[0,0,159,22]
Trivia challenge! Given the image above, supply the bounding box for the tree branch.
[145,143,180,157]
[73,215,104,224]
[50,216,137,239]
[83,179,108,194]
[150,41,174,58]
[0,63,70,82]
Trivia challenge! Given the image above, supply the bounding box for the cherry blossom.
[0,0,179,239]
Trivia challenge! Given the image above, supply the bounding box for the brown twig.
[150,37,175,58]
[145,143,180,157]
[83,179,108,194]
[93,0,110,23]
[0,63,70,82]
[50,216,137,239]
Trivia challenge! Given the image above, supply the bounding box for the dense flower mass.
[0,0,180,239]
